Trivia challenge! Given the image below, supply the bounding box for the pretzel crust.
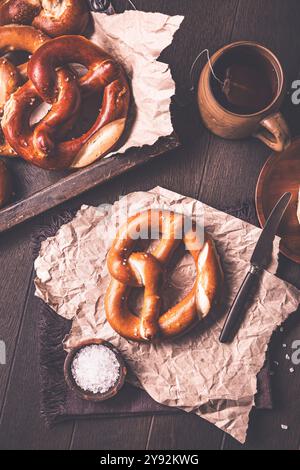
[0,0,90,37]
[2,35,130,170]
[105,210,223,342]
[0,25,50,157]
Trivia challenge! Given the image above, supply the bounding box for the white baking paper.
[34,187,300,443]
[90,11,184,157]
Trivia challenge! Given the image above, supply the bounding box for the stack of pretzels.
[0,1,131,207]
[105,210,223,342]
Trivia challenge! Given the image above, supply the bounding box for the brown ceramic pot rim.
[207,40,284,118]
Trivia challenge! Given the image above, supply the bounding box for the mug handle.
[253,112,291,152]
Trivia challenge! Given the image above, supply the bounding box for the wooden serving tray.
[0,3,181,234]
[256,138,300,263]
[0,133,180,233]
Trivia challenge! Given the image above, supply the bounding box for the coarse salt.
[71,345,120,394]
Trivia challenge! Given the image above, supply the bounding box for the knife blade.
[219,192,292,344]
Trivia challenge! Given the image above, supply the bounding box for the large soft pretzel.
[2,35,130,170]
[105,210,223,342]
[0,25,49,157]
[0,0,90,37]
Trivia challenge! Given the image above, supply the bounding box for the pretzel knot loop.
[2,35,130,170]
[0,1,90,37]
[0,25,50,157]
[105,210,223,342]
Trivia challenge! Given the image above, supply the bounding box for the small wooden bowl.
[64,339,127,402]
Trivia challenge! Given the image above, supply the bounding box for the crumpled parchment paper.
[31,11,183,158]
[91,10,184,157]
[34,187,300,443]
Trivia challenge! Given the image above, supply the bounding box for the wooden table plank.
[0,224,36,408]
[147,414,224,451]
[0,282,74,450]
[70,417,153,450]
[199,0,300,450]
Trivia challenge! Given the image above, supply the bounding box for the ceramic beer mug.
[198,41,290,152]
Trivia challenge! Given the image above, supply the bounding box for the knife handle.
[219,266,260,344]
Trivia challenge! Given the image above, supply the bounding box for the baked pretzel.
[0,25,49,157]
[0,160,13,208]
[0,0,90,37]
[2,35,130,170]
[105,210,223,342]
[0,57,19,157]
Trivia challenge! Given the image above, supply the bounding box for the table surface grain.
[1,0,300,450]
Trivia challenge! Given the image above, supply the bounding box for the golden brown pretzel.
[0,25,49,157]
[0,0,90,37]
[2,35,130,170]
[0,160,13,208]
[0,57,19,157]
[105,210,223,342]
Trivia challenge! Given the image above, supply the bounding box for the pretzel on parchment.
[105,210,223,342]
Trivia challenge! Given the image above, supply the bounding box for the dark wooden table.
[1,0,300,450]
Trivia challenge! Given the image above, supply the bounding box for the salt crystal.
[279,327,284,332]
[281,424,289,430]
[282,344,287,348]
[71,345,120,394]
[274,361,279,366]
[290,368,295,374]
[285,354,290,360]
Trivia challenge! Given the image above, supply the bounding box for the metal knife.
[219,192,292,344]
